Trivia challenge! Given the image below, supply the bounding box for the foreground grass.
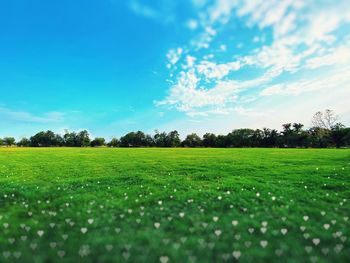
[0,148,349,262]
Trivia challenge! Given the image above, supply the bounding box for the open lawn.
[0,148,349,262]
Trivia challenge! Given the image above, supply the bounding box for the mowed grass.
[0,148,349,263]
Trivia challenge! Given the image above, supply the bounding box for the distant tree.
[3,137,16,146]
[308,127,332,148]
[281,123,292,137]
[281,123,293,147]
[216,135,228,147]
[182,133,202,147]
[203,133,217,147]
[55,134,65,146]
[309,110,342,148]
[63,130,90,147]
[251,129,264,147]
[1,112,349,149]
[63,131,76,147]
[120,131,151,147]
[30,132,43,147]
[107,138,120,147]
[226,129,255,147]
[292,123,304,133]
[77,130,91,147]
[153,130,168,147]
[297,131,310,148]
[167,130,181,147]
[30,131,58,147]
[17,138,31,147]
[280,123,309,147]
[312,109,338,130]
[153,130,181,147]
[261,128,279,147]
[144,134,154,147]
[291,123,309,147]
[331,123,350,148]
[91,137,106,147]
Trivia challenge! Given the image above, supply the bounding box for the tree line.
[1,110,349,148]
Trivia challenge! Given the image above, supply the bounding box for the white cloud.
[259,84,283,97]
[238,0,303,35]
[242,40,303,73]
[260,67,350,96]
[186,19,198,30]
[127,0,177,24]
[197,60,241,80]
[185,55,196,68]
[208,0,236,24]
[128,1,159,19]
[190,26,217,50]
[304,12,340,44]
[305,45,350,69]
[233,106,268,117]
[166,48,183,68]
[219,44,227,51]
[158,0,350,119]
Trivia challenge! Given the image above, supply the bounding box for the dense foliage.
[1,122,349,148]
[1,111,349,148]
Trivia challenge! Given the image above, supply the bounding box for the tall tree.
[312,109,338,130]
[3,137,16,146]
[226,129,255,147]
[153,130,167,147]
[77,130,91,147]
[120,131,151,147]
[63,131,77,147]
[30,131,58,147]
[167,130,181,147]
[216,135,228,147]
[331,123,350,148]
[202,133,217,147]
[261,128,279,147]
[17,138,31,147]
[182,133,202,147]
[281,123,293,147]
[91,137,106,147]
[308,127,331,148]
[63,130,91,147]
[107,138,120,147]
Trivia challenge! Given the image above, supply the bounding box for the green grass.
[0,148,349,263]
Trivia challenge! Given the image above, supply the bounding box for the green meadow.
[0,148,349,262]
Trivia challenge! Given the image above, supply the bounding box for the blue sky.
[1,0,350,139]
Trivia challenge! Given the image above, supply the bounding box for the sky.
[1,0,350,139]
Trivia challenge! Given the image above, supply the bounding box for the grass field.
[0,148,349,262]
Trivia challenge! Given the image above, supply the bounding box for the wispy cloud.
[127,0,176,24]
[0,107,64,123]
[128,1,159,20]
[260,67,350,96]
[305,45,350,69]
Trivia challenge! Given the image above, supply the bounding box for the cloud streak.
[0,107,64,123]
